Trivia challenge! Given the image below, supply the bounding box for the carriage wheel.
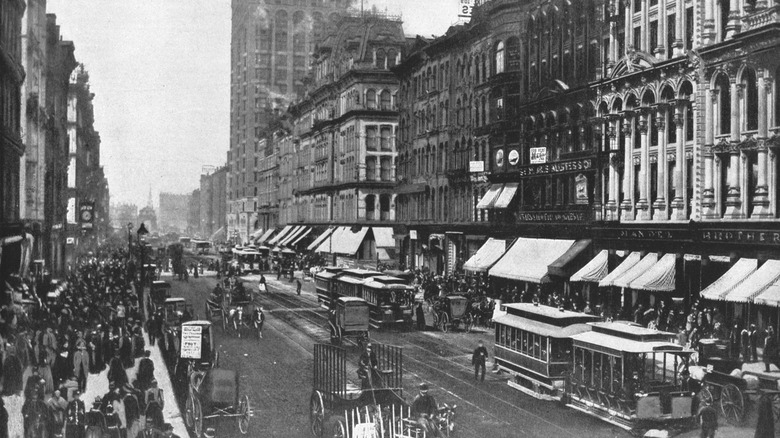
[193,396,203,437]
[719,383,745,425]
[310,391,325,437]
[325,415,346,438]
[440,313,449,333]
[185,394,195,428]
[698,386,714,408]
[238,395,250,434]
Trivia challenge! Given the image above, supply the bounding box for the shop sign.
[575,174,588,205]
[606,228,689,241]
[700,229,780,246]
[80,202,94,230]
[458,0,474,18]
[469,160,484,172]
[517,211,587,222]
[495,150,504,168]
[409,230,418,240]
[518,158,593,177]
[508,150,520,166]
[530,147,547,164]
[180,325,202,359]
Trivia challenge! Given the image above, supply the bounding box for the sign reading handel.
[701,229,780,246]
[180,325,203,359]
[518,158,593,177]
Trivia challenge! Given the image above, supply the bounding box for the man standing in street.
[697,403,718,438]
[472,340,489,382]
[296,279,302,296]
[750,324,759,362]
[416,303,425,331]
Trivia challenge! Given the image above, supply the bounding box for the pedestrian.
[750,324,759,362]
[416,303,426,331]
[742,327,751,361]
[472,340,488,382]
[163,423,181,438]
[65,390,85,438]
[697,403,718,438]
[729,324,740,359]
[296,279,302,296]
[755,392,775,438]
[764,326,777,372]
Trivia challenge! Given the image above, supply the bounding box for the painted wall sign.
[517,158,593,177]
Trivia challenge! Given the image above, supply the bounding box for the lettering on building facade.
[517,158,593,177]
[516,211,587,222]
[700,230,780,246]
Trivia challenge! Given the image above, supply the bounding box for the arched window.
[742,68,758,131]
[380,90,391,110]
[275,10,289,50]
[495,41,506,74]
[365,194,376,220]
[366,89,377,110]
[387,49,398,68]
[715,73,731,135]
[376,49,386,69]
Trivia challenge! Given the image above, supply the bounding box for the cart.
[184,368,251,437]
[309,343,406,437]
[425,295,468,333]
[328,297,370,347]
[148,280,171,315]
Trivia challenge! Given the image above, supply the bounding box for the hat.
[74,390,81,397]
[419,383,429,392]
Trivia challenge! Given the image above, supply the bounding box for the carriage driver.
[411,383,440,437]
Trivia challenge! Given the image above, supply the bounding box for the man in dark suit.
[65,390,85,438]
[472,341,489,382]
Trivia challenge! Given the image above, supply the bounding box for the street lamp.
[127,222,133,250]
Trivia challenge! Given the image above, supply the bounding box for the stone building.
[158,192,191,233]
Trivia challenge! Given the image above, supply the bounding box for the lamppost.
[127,222,133,251]
[137,223,149,285]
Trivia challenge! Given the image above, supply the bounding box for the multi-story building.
[110,203,138,231]
[187,189,200,236]
[0,0,28,289]
[228,0,353,244]
[199,165,228,241]
[255,136,279,232]
[287,12,405,226]
[44,15,77,274]
[395,16,503,273]
[158,192,191,234]
[65,66,109,265]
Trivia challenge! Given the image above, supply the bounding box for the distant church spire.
[147,186,153,208]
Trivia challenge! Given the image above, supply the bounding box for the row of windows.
[396,185,489,224]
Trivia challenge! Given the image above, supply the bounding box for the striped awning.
[476,184,503,209]
[700,258,758,301]
[280,226,304,246]
[629,253,677,292]
[570,250,609,283]
[493,183,519,209]
[291,227,312,246]
[722,260,780,303]
[372,227,395,248]
[463,238,506,273]
[613,253,659,289]
[255,229,275,244]
[598,252,642,287]
[489,238,575,283]
[268,225,293,245]
[308,227,335,251]
[754,276,780,307]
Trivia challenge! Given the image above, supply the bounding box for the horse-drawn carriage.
[422,295,470,333]
[185,368,251,437]
[328,297,370,347]
[692,337,780,425]
[148,280,171,315]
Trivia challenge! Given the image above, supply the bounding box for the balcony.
[743,6,779,32]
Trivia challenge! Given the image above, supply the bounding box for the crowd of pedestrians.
[0,247,178,438]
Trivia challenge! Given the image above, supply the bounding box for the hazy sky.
[46,0,459,208]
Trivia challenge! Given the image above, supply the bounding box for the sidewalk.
[81,330,188,438]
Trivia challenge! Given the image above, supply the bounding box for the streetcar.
[329,268,383,301]
[361,276,415,330]
[494,303,600,400]
[565,322,695,430]
[314,267,344,308]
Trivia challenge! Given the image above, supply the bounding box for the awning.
[488,238,575,283]
[255,229,275,244]
[629,253,677,292]
[315,227,344,253]
[493,183,519,209]
[548,239,591,278]
[476,184,503,209]
[250,228,265,239]
[308,227,335,251]
[463,238,506,273]
[598,252,642,287]
[210,226,227,242]
[570,250,609,283]
[372,227,395,248]
[291,227,312,246]
[268,225,293,245]
[493,313,593,338]
[700,258,758,301]
[722,260,780,303]
[612,253,659,289]
[377,248,396,260]
[331,227,369,256]
[280,226,303,246]
[754,275,780,307]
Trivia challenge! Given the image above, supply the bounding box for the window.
[380,90,391,110]
[495,41,505,74]
[685,7,694,50]
[366,126,377,150]
[366,89,377,110]
[666,15,675,57]
[743,69,758,131]
[380,126,392,150]
[716,74,731,135]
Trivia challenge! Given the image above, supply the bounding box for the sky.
[46,0,459,208]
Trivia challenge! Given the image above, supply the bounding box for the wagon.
[149,280,171,314]
[328,297,370,347]
[309,343,406,437]
[424,295,469,332]
[185,367,251,437]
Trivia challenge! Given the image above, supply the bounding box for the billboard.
[80,202,95,229]
[458,0,474,18]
